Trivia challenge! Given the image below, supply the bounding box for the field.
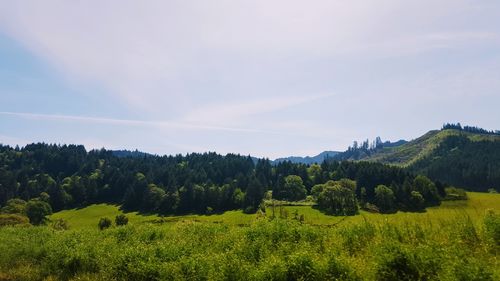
[0,192,499,280]
[51,192,500,228]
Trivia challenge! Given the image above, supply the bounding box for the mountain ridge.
[272,150,340,164]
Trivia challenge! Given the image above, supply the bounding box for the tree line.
[0,143,447,222]
[442,123,500,135]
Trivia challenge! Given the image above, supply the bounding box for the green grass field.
[0,192,498,280]
[50,192,500,229]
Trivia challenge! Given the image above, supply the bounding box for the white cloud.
[182,93,335,124]
[0,111,264,133]
[1,0,497,116]
[1,1,500,157]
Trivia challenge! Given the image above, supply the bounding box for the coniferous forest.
[0,142,446,220]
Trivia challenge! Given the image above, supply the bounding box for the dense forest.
[441,122,500,135]
[410,135,500,192]
[0,143,445,222]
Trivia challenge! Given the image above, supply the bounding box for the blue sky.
[1,1,499,158]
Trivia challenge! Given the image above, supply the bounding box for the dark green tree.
[115,214,128,226]
[25,199,52,225]
[374,185,396,213]
[98,217,112,230]
[281,175,307,201]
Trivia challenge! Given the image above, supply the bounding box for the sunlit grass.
[2,192,499,280]
[50,192,500,229]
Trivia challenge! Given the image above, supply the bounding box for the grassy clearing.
[50,204,160,229]
[50,192,500,229]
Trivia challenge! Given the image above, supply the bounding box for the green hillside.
[364,129,500,166]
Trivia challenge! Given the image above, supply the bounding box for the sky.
[0,0,499,159]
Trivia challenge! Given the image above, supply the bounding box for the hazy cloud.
[0,1,499,157]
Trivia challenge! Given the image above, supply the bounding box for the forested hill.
[357,129,500,166]
[337,123,499,165]
[409,135,500,191]
[332,124,500,191]
[0,143,443,217]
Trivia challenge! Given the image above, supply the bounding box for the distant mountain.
[112,149,153,158]
[330,139,408,162]
[273,151,340,165]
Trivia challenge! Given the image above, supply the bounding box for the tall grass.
[1,211,499,280]
[0,192,498,280]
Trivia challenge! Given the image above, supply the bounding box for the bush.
[115,214,129,226]
[484,209,500,246]
[98,217,112,230]
[323,255,359,281]
[0,214,30,227]
[342,221,375,255]
[1,198,27,214]
[453,257,494,281]
[52,219,70,230]
[363,203,380,213]
[25,199,52,225]
[444,187,468,201]
[376,244,441,281]
[286,252,317,280]
[409,191,425,211]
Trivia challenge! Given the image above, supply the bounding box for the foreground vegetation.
[0,192,499,280]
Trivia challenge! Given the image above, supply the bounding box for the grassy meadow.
[51,192,500,228]
[0,192,499,280]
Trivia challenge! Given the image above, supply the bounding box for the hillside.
[362,129,500,166]
[347,128,500,191]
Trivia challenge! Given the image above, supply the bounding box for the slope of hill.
[273,150,339,164]
[362,129,500,166]
[409,134,500,191]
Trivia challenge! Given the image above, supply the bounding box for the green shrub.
[115,214,129,226]
[455,216,480,245]
[0,214,30,227]
[25,199,52,225]
[98,217,112,230]
[341,221,375,255]
[1,198,27,215]
[52,218,70,230]
[453,257,494,281]
[286,252,317,280]
[323,255,359,281]
[444,187,468,201]
[484,209,500,246]
[376,244,441,281]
